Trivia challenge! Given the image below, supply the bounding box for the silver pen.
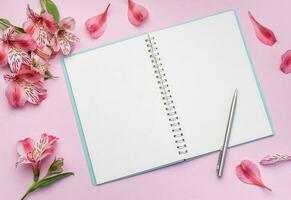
[216,89,238,177]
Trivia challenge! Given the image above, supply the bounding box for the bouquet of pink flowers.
[0,0,79,108]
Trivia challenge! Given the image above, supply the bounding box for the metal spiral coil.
[145,34,188,155]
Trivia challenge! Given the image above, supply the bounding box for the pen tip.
[234,88,238,95]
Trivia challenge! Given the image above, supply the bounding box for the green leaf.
[21,172,74,200]
[0,18,11,25]
[30,172,74,192]
[15,27,25,33]
[0,18,25,33]
[41,0,60,23]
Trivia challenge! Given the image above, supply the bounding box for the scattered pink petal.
[248,11,277,46]
[260,154,291,165]
[236,160,271,191]
[128,0,149,26]
[5,82,26,107]
[280,50,291,74]
[85,4,110,39]
[59,17,76,30]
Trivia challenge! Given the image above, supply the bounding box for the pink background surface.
[1,0,291,199]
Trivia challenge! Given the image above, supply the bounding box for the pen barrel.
[217,90,238,177]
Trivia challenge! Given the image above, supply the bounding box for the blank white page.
[152,11,274,159]
[64,35,181,184]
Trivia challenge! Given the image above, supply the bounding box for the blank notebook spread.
[62,10,274,185]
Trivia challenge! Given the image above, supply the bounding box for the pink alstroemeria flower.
[4,67,47,107]
[16,133,58,181]
[23,5,56,48]
[50,17,79,55]
[0,26,36,72]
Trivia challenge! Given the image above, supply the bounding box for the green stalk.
[40,0,46,13]
[21,172,74,200]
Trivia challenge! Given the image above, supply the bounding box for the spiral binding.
[145,34,188,155]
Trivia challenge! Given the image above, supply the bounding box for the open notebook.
[62,10,274,185]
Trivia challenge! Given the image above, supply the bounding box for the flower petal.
[35,46,52,60]
[2,26,16,41]
[248,11,277,46]
[17,68,44,83]
[260,154,291,165]
[63,31,79,43]
[41,133,58,144]
[0,44,8,67]
[13,33,37,51]
[128,0,149,26]
[16,156,32,167]
[3,73,16,81]
[59,17,76,30]
[50,35,60,53]
[7,47,32,73]
[31,53,49,75]
[38,133,58,160]
[16,138,34,156]
[280,50,291,74]
[236,160,271,191]
[23,81,47,105]
[23,20,37,35]
[59,37,71,55]
[40,12,56,33]
[85,4,110,39]
[35,28,50,48]
[26,5,39,20]
[5,82,26,107]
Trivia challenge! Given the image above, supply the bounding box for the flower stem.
[20,172,74,199]
[32,164,40,182]
[20,183,35,200]
[40,0,46,13]
[21,192,30,200]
